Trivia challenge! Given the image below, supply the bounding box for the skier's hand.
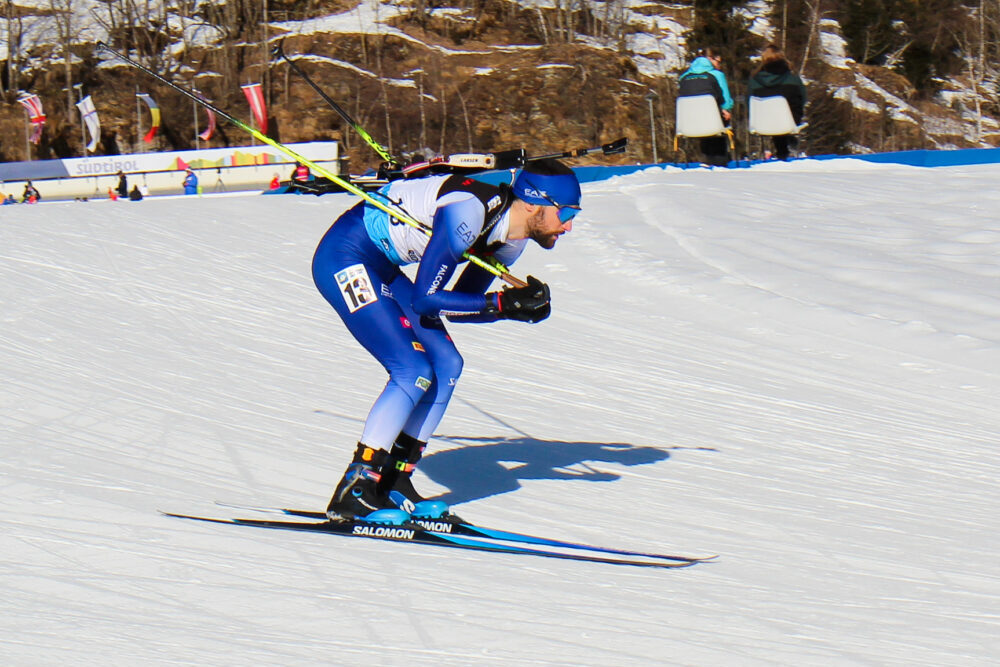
[505,300,551,323]
[486,275,551,323]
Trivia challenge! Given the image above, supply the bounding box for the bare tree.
[951,1,988,143]
[48,0,76,129]
[4,0,25,99]
[456,84,473,152]
[799,0,824,76]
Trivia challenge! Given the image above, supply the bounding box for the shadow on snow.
[418,435,715,506]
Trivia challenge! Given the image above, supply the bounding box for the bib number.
[336,264,377,313]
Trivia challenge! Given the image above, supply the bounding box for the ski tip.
[685,554,720,563]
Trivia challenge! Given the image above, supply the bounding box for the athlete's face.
[526,205,573,249]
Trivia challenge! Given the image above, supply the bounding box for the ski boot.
[326,443,409,525]
[378,433,454,521]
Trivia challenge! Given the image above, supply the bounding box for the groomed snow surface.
[2,160,998,665]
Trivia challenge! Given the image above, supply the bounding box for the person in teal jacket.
[678,47,734,166]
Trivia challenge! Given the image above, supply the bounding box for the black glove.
[506,300,551,323]
[486,275,551,322]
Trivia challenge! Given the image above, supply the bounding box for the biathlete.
[312,159,581,521]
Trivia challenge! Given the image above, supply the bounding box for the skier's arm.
[412,199,549,323]
[411,197,494,316]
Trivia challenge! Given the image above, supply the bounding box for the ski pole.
[97,42,525,288]
[272,40,398,167]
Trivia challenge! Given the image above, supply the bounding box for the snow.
[270,0,484,56]
[818,22,853,70]
[292,54,417,88]
[2,160,999,665]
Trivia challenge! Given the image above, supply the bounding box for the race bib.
[336,264,377,313]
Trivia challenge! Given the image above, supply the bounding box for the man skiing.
[312,159,581,522]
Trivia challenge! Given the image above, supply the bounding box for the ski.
[214,502,716,563]
[162,511,698,568]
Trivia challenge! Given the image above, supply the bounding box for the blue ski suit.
[312,175,527,450]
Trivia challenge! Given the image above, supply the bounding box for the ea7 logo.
[522,186,548,200]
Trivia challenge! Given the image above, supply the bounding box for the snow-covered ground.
[2,160,998,665]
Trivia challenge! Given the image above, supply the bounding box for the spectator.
[116,170,128,198]
[2,193,16,205]
[269,173,281,190]
[129,185,144,201]
[182,168,199,195]
[22,180,41,203]
[678,47,734,166]
[748,44,807,160]
[291,162,312,182]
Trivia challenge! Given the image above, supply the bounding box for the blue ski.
[161,510,699,568]
[214,502,716,563]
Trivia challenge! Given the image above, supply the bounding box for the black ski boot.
[326,444,403,521]
[378,433,427,504]
[378,433,454,520]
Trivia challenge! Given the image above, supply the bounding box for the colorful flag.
[193,90,216,142]
[17,94,46,144]
[241,83,267,134]
[136,93,161,142]
[75,95,101,152]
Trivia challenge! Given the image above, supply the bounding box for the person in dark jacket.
[678,47,734,166]
[116,171,128,198]
[748,44,807,160]
[21,180,41,203]
[129,185,144,201]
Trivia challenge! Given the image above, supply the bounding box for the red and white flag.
[17,94,46,144]
[241,83,267,134]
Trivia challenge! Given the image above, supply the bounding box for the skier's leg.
[312,220,434,518]
[375,275,464,514]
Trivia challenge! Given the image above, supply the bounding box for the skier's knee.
[390,357,436,403]
[434,350,463,388]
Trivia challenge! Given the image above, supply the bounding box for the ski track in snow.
[2,162,999,665]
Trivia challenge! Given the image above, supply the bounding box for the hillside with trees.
[2,0,999,171]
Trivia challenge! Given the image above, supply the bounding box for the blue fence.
[465,145,1000,187]
[7,144,999,191]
